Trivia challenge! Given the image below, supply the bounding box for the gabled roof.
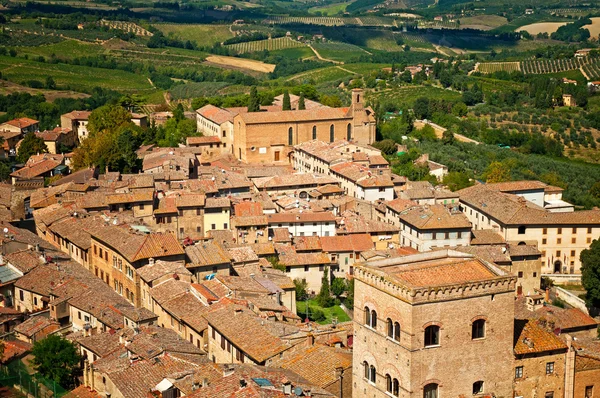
[196,104,237,125]
[91,226,184,263]
[2,117,38,129]
[398,204,471,230]
[203,306,291,363]
[513,319,567,355]
[320,234,373,253]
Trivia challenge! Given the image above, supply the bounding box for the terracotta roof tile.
[514,319,567,355]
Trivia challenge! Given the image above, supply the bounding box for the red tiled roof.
[320,234,373,253]
[3,117,38,129]
[514,319,567,355]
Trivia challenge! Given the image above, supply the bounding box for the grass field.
[0,55,154,93]
[17,40,106,59]
[286,65,353,85]
[156,24,234,47]
[339,63,389,74]
[169,82,230,99]
[517,22,568,35]
[227,37,306,54]
[205,55,276,73]
[309,1,352,16]
[312,41,368,62]
[459,15,507,31]
[296,299,351,325]
[371,85,461,106]
[270,47,316,59]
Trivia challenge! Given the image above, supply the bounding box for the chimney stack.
[307,333,314,347]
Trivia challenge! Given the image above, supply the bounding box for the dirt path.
[433,44,453,57]
[336,65,356,74]
[580,67,591,80]
[308,44,341,64]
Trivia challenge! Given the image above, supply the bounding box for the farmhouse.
[196,89,376,163]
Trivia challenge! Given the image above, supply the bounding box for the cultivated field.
[583,17,600,37]
[226,37,306,54]
[0,55,154,92]
[476,62,521,73]
[266,16,347,26]
[156,24,234,46]
[204,55,276,73]
[517,22,567,35]
[309,1,351,16]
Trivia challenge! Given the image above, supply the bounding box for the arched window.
[347,123,352,141]
[473,381,484,395]
[363,361,369,379]
[329,124,334,143]
[472,319,485,339]
[424,383,438,398]
[369,365,376,383]
[424,325,440,347]
[393,379,400,396]
[386,374,392,393]
[371,310,377,329]
[312,125,317,140]
[394,322,401,341]
[288,127,293,146]
[364,307,371,326]
[387,318,393,338]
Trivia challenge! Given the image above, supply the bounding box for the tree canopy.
[581,239,600,308]
[72,104,142,173]
[31,335,80,387]
[17,133,48,163]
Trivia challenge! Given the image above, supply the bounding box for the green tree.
[452,102,468,117]
[400,70,412,83]
[31,335,80,387]
[293,278,308,301]
[17,133,48,163]
[282,89,291,111]
[267,255,286,272]
[345,278,354,309]
[413,97,430,119]
[581,239,600,308]
[442,129,455,145]
[443,171,473,191]
[331,277,346,297]
[371,139,397,155]
[590,182,600,199]
[72,105,141,172]
[247,86,260,112]
[484,161,511,183]
[45,76,56,90]
[298,92,305,110]
[316,267,333,307]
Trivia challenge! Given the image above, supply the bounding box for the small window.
[472,319,485,339]
[386,374,392,394]
[518,226,526,234]
[329,124,334,143]
[543,228,547,235]
[369,365,376,383]
[585,386,593,398]
[572,227,577,234]
[312,125,317,140]
[347,123,352,141]
[288,127,293,146]
[515,366,523,379]
[392,379,399,396]
[557,238,562,244]
[557,228,562,234]
[424,383,438,398]
[424,325,440,347]
[545,392,554,398]
[546,362,554,375]
[518,271,523,278]
[571,250,576,257]
[542,238,547,244]
[473,381,484,395]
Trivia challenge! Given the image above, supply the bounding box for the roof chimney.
[306,333,314,347]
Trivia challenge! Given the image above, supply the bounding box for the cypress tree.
[248,86,260,112]
[298,92,306,110]
[282,89,291,111]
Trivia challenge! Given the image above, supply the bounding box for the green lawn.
[156,23,234,47]
[296,298,351,325]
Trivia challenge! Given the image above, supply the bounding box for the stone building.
[458,183,600,275]
[197,89,376,164]
[352,250,516,398]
